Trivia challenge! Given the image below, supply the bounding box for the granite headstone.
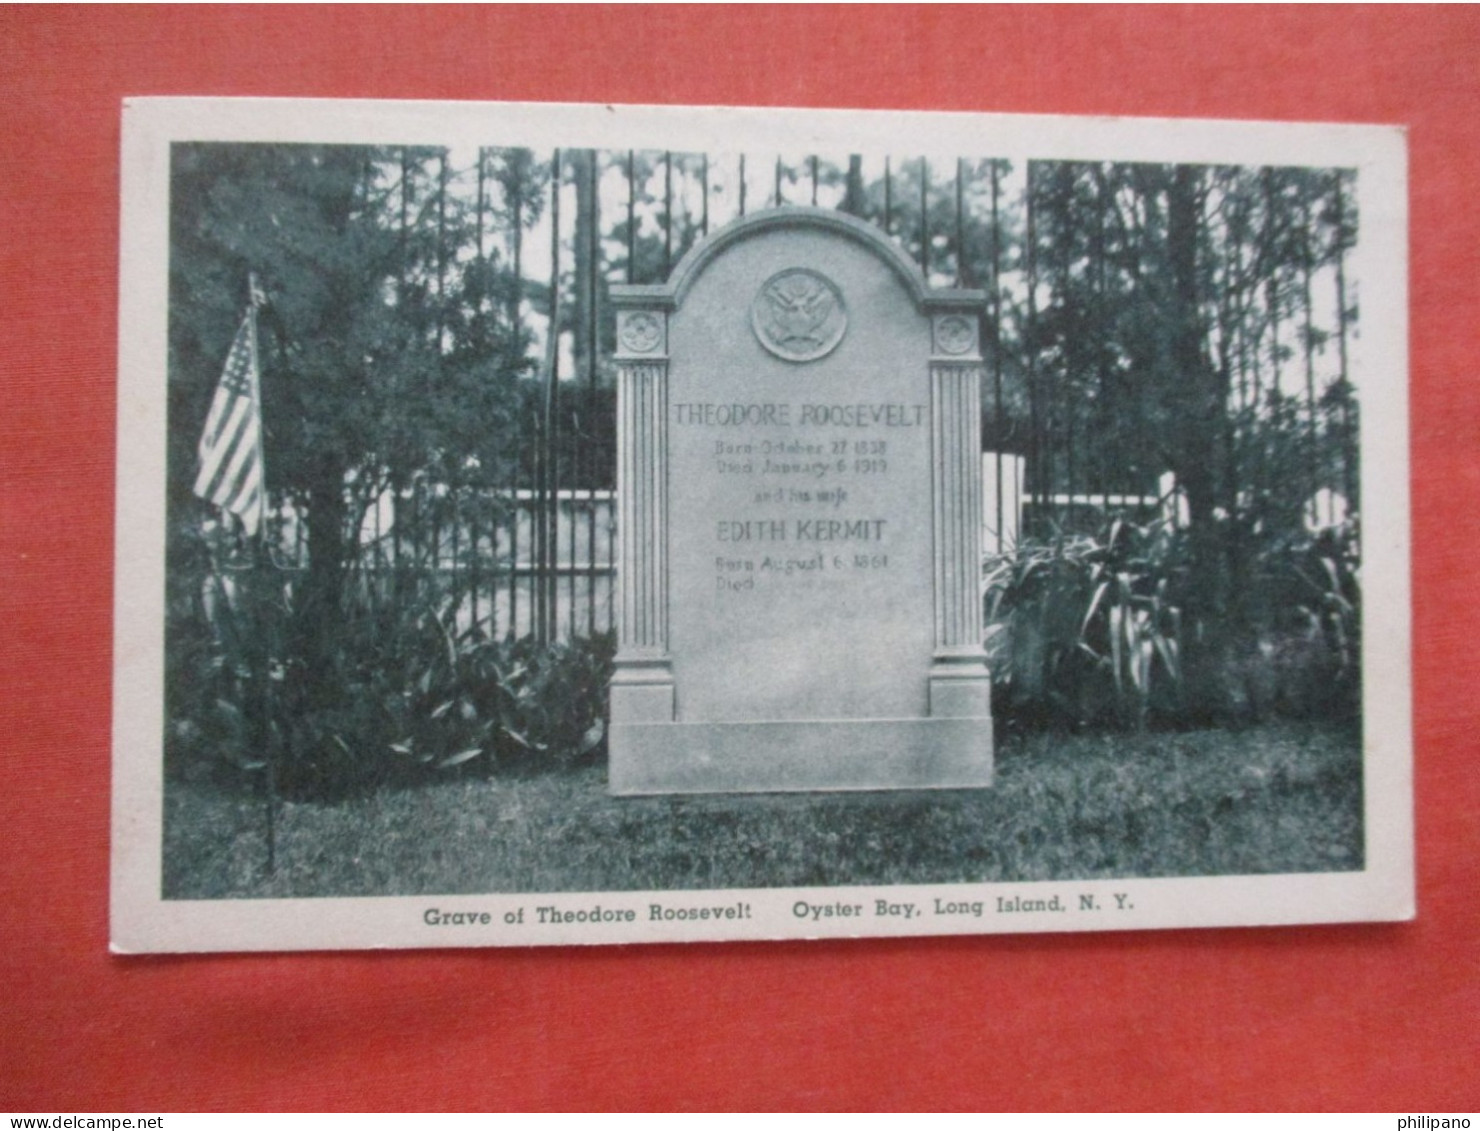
[608,208,993,793]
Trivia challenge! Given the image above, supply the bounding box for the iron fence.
[236,145,1358,640]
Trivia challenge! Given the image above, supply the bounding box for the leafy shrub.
[1233,518,1361,721]
[266,606,615,798]
[984,518,1187,731]
[165,531,616,799]
[984,515,1362,731]
[163,520,274,785]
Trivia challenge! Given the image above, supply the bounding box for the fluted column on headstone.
[610,306,675,723]
[927,310,992,718]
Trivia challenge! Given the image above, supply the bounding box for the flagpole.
[193,273,278,878]
[246,273,279,878]
[247,273,268,548]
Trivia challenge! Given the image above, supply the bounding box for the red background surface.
[1,5,1476,1112]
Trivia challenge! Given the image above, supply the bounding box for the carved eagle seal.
[751,268,847,362]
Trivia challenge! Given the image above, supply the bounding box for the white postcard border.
[112,97,1412,953]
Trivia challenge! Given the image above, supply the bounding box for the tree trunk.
[298,455,349,655]
[843,155,866,217]
[572,149,597,388]
[1332,171,1355,507]
[1025,164,1041,524]
[290,147,363,701]
[1166,165,1231,719]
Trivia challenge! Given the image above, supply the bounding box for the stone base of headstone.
[608,659,676,724]
[607,207,997,797]
[611,651,992,795]
[609,716,993,795]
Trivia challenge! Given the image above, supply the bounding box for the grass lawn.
[162,721,1363,899]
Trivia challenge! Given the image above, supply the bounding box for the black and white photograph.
[111,99,1411,952]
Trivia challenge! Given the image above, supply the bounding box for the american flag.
[192,292,265,536]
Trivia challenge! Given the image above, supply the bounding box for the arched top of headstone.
[611,206,984,312]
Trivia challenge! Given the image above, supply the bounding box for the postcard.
[112,98,1411,951]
